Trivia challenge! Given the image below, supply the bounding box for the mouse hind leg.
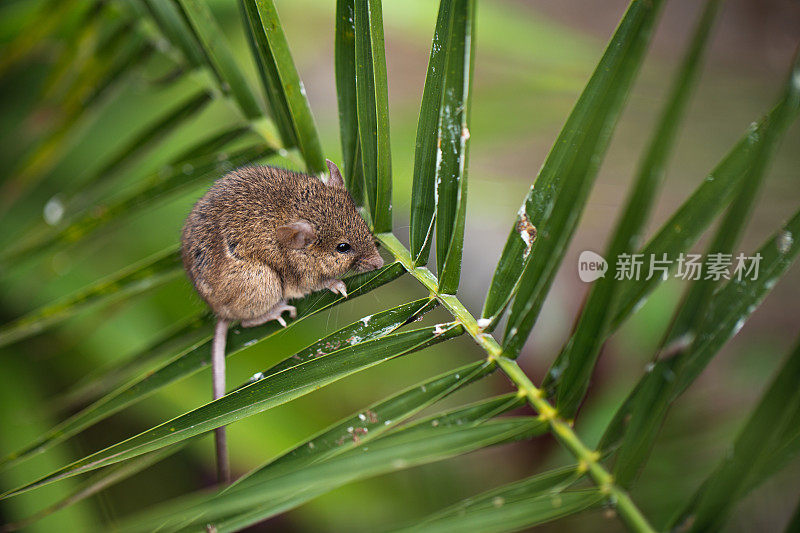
[241,301,297,328]
[213,262,287,325]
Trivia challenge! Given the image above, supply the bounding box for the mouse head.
[276,160,384,280]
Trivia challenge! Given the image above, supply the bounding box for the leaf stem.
[377,232,655,533]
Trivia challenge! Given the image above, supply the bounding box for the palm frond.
[353,0,392,232]
[1,0,798,531]
[484,0,665,343]
[545,0,722,418]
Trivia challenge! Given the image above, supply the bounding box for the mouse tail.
[212,317,230,484]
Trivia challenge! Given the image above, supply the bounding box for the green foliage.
[544,0,723,419]
[353,0,392,232]
[670,334,800,532]
[410,0,474,292]
[240,0,325,172]
[0,0,798,531]
[484,0,665,342]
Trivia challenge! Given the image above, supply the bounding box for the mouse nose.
[361,252,384,271]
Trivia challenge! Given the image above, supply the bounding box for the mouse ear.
[276,220,316,249]
[326,159,345,188]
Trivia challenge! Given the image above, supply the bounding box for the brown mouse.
[180,159,383,483]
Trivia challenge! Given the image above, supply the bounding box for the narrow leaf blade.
[142,0,206,68]
[0,247,183,349]
[178,0,264,119]
[4,140,268,264]
[56,312,210,409]
[334,0,365,204]
[2,445,183,531]
[1,321,462,499]
[546,0,723,418]
[409,0,452,266]
[609,50,800,333]
[239,0,296,148]
[241,0,325,173]
[603,207,800,487]
[435,0,475,294]
[218,376,512,531]
[0,264,404,472]
[122,417,545,531]
[414,464,582,527]
[354,0,392,232]
[499,0,666,356]
[601,54,800,466]
[658,51,800,350]
[235,360,497,489]
[408,490,602,533]
[671,335,800,532]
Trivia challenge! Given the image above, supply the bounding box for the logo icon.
[578,251,607,282]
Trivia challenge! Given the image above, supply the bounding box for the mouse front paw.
[324,279,348,298]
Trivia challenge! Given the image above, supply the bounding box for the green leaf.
[210,416,546,530]
[609,58,800,332]
[214,492,326,533]
[168,125,253,163]
[433,0,475,294]
[601,207,800,484]
[56,312,210,410]
[414,464,582,528]
[669,335,800,532]
[1,444,182,531]
[239,1,295,148]
[607,129,791,334]
[228,394,526,530]
[240,0,325,173]
[600,53,800,465]
[60,89,213,211]
[0,0,85,78]
[40,2,109,100]
[674,211,800,396]
[407,490,601,533]
[407,0,448,265]
[235,361,498,489]
[45,10,138,114]
[496,0,666,354]
[140,0,206,68]
[119,416,545,532]
[395,392,526,437]
[0,264,404,472]
[83,35,153,107]
[409,0,474,270]
[334,0,366,204]
[544,0,723,418]
[1,320,462,499]
[218,382,516,531]
[77,142,269,235]
[178,0,264,120]
[0,247,183,349]
[0,26,153,216]
[354,0,392,232]
[231,296,438,390]
[658,52,800,351]
[3,139,268,264]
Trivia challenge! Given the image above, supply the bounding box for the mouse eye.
[336,242,351,253]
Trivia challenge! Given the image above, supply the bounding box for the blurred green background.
[1,0,799,531]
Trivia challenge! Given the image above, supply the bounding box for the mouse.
[180,159,384,483]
